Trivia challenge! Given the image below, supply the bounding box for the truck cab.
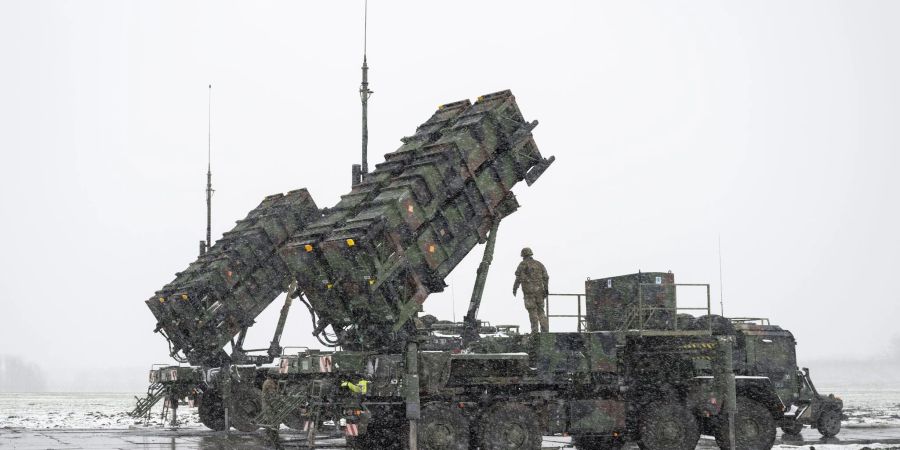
[731,320,843,437]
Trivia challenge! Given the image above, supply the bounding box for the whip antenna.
[203,84,214,255]
[353,0,373,186]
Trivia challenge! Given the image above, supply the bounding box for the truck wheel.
[230,387,262,432]
[477,402,542,450]
[281,409,306,430]
[347,434,376,450]
[572,434,625,450]
[349,418,403,450]
[418,402,470,450]
[198,390,227,431]
[347,434,376,449]
[637,402,699,450]
[714,397,776,450]
[816,409,841,438]
[780,419,803,435]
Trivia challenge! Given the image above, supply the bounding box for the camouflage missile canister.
[280,90,553,350]
[585,272,676,332]
[145,90,552,362]
[145,189,320,365]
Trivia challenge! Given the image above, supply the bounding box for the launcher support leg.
[222,365,232,433]
[269,281,298,360]
[462,220,500,344]
[169,394,178,427]
[405,339,420,450]
[306,412,318,448]
[715,336,737,450]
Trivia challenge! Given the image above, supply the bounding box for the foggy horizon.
[2,1,899,392]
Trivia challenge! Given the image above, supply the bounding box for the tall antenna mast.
[205,84,213,253]
[354,0,373,186]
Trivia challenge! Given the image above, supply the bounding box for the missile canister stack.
[145,189,319,365]
[280,90,551,351]
[142,90,552,363]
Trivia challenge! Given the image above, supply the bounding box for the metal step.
[130,382,166,418]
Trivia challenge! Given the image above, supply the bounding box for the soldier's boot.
[539,310,549,333]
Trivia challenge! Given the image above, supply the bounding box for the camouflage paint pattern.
[144,90,553,362]
[568,399,626,434]
[585,271,676,332]
[279,90,551,351]
[144,189,320,365]
[732,323,798,404]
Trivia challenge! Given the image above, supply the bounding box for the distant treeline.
[0,355,47,392]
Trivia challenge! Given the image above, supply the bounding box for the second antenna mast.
[202,84,214,255]
[354,0,373,186]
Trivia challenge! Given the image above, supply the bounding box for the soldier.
[513,247,549,333]
[261,376,282,449]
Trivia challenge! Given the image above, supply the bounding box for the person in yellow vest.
[513,247,549,333]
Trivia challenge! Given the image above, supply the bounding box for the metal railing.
[629,282,712,333]
[545,293,587,332]
[729,317,770,325]
[544,283,714,334]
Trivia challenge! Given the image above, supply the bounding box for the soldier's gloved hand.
[512,288,517,297]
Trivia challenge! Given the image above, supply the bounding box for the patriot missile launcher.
[143,90,552,366]
[145,189,319,366]
[281,90,552,351]
[135,91,556,432]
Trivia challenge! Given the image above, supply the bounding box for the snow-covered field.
[830,386,900,427]
[773,446,900,450]
[0,392,201,429]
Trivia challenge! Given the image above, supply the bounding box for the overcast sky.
[1,1,898,390]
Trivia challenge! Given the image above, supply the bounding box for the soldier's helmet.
[521,247,533,257]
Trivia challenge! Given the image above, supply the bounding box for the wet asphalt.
[2,426,900,449]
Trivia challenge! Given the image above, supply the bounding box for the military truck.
[133,91,835,449]
[265,272,772,450]
[580,272,844,440]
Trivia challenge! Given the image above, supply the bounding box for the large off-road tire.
[198,390,227,431]
[714,397,776,450]
[816,408,841,438]
[346,434,372,450]
[417,402,470,450]
[780,419,803,435]
[348,417,404,450]
[346,434,377,450]
[637,402,699,450]
[572,434,625,450]
[692,314,735,335]
[230,387,263,432]
[477,402,542,450]
[675,313,696,331]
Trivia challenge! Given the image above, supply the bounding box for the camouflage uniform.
[262,377,281,448]
[513,249,549,333]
